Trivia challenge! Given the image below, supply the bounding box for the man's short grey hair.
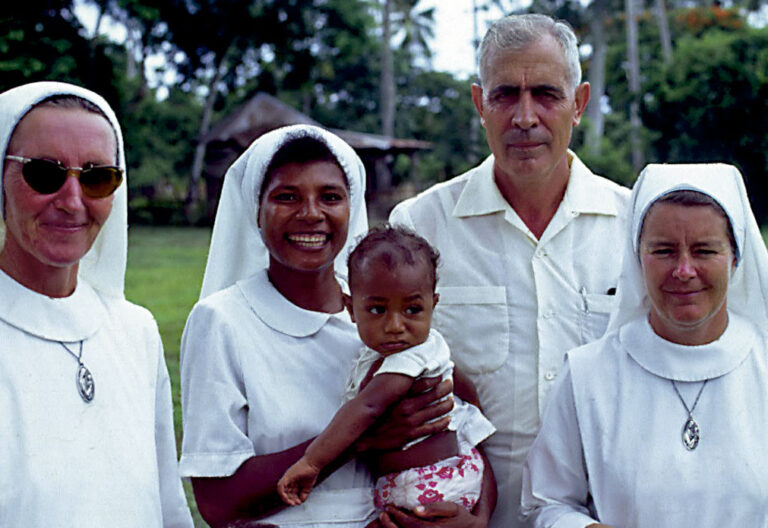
[478,13,582,92]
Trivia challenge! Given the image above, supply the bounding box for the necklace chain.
[60,341,84,364]
[671,379,708,417]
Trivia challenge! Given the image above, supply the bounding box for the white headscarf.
[199,124,368,299]
[606,163,768,333]
[0,81,128,299]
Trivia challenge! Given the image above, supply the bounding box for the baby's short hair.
[347,224,440,292]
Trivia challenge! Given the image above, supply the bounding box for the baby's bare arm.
[304,373,414,469]
[278,373,414,505]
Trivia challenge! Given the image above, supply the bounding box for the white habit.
[522,163,768,526]
[522,313,768,527]
[0,81,191,527]
[180,270,376,527]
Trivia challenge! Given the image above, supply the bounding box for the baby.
[278,225,495,512]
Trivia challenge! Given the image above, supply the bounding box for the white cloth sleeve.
[179,301,255,477]
[521,361,597,528]
[388,201,416,230]
[375,331,451,379]
[152,337,194,527]
[453,396,496,448]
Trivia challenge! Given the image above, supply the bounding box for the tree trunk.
[380,0,395,138]
[585,13,607,157]
[186,55,227,219]
[655,0,673,64]
[87,1,106,86]
[625,0,644,172]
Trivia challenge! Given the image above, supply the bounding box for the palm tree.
[379,0,435,138]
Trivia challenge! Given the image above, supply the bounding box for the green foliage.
[1,2,121,101]
[643,26,768,220]
[572,113,636,186]
[394,70,488,184]
[121,87,200,188]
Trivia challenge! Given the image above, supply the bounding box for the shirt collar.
[621,312,755,382]
[0,269,105,341]
[453,156,507,218]
[562,152,621,216]
[236,269,346,337]
[453,151,621,219]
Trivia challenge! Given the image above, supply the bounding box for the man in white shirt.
[389,14,630,528]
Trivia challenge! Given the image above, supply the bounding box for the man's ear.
[572,82,590,126]
[342,293,355,322]
[471,83,485,127]
[433,293,440,309]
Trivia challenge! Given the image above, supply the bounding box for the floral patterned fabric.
[373,445,484,512]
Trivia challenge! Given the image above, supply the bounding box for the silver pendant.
[682,417,700,450]
[77,364,95,403]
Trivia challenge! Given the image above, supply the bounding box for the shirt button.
[544,371,556,381]
[543,310,555,319]
[536,248,547,258]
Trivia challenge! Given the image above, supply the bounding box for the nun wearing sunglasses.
[0,82,192,527]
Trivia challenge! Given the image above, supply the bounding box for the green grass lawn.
[125,225,211,527]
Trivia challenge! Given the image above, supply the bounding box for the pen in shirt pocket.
[580,286,618,312]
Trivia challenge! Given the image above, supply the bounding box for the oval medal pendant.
[77,364,95,403]
[682,417,700,450]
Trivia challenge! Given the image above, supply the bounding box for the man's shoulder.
[585,171,631,198]
[570,158,632,216]
[391,164,478,221]
[402,170,473,205]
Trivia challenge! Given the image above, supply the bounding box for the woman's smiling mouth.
[287,233,329,249]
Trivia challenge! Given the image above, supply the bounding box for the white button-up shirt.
[389,152,629,528]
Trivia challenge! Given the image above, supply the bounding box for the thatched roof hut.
[202,93,432,220]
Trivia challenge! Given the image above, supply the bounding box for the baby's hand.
[277,457,321,506]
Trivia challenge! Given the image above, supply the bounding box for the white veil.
[0,81,128,299]
[199,124,369,299]
[606,163,768,333]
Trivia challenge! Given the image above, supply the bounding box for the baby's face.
[346,259,438,356]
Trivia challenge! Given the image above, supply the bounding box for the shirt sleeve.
[388,200,416,229]
[375,330,451,379]
[152,335,194,527]
[453,397,496,447]
[179,299,255,477]
[521,361,598,528]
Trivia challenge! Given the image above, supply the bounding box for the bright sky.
[419,0,506,79]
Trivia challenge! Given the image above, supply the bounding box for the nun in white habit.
[0,81,192,526]
[521,163,768,527]
[179,125,377,527]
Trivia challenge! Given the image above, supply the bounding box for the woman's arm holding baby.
[194,377,453,527]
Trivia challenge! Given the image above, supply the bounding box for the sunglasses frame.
[4,155,123,198]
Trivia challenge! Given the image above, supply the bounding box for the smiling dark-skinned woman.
[180,125,480,528]
[0,81,192,527]
[521,163,768,527]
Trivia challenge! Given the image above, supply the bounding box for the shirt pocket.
[433,286,509,374]
[579,292,616,344]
